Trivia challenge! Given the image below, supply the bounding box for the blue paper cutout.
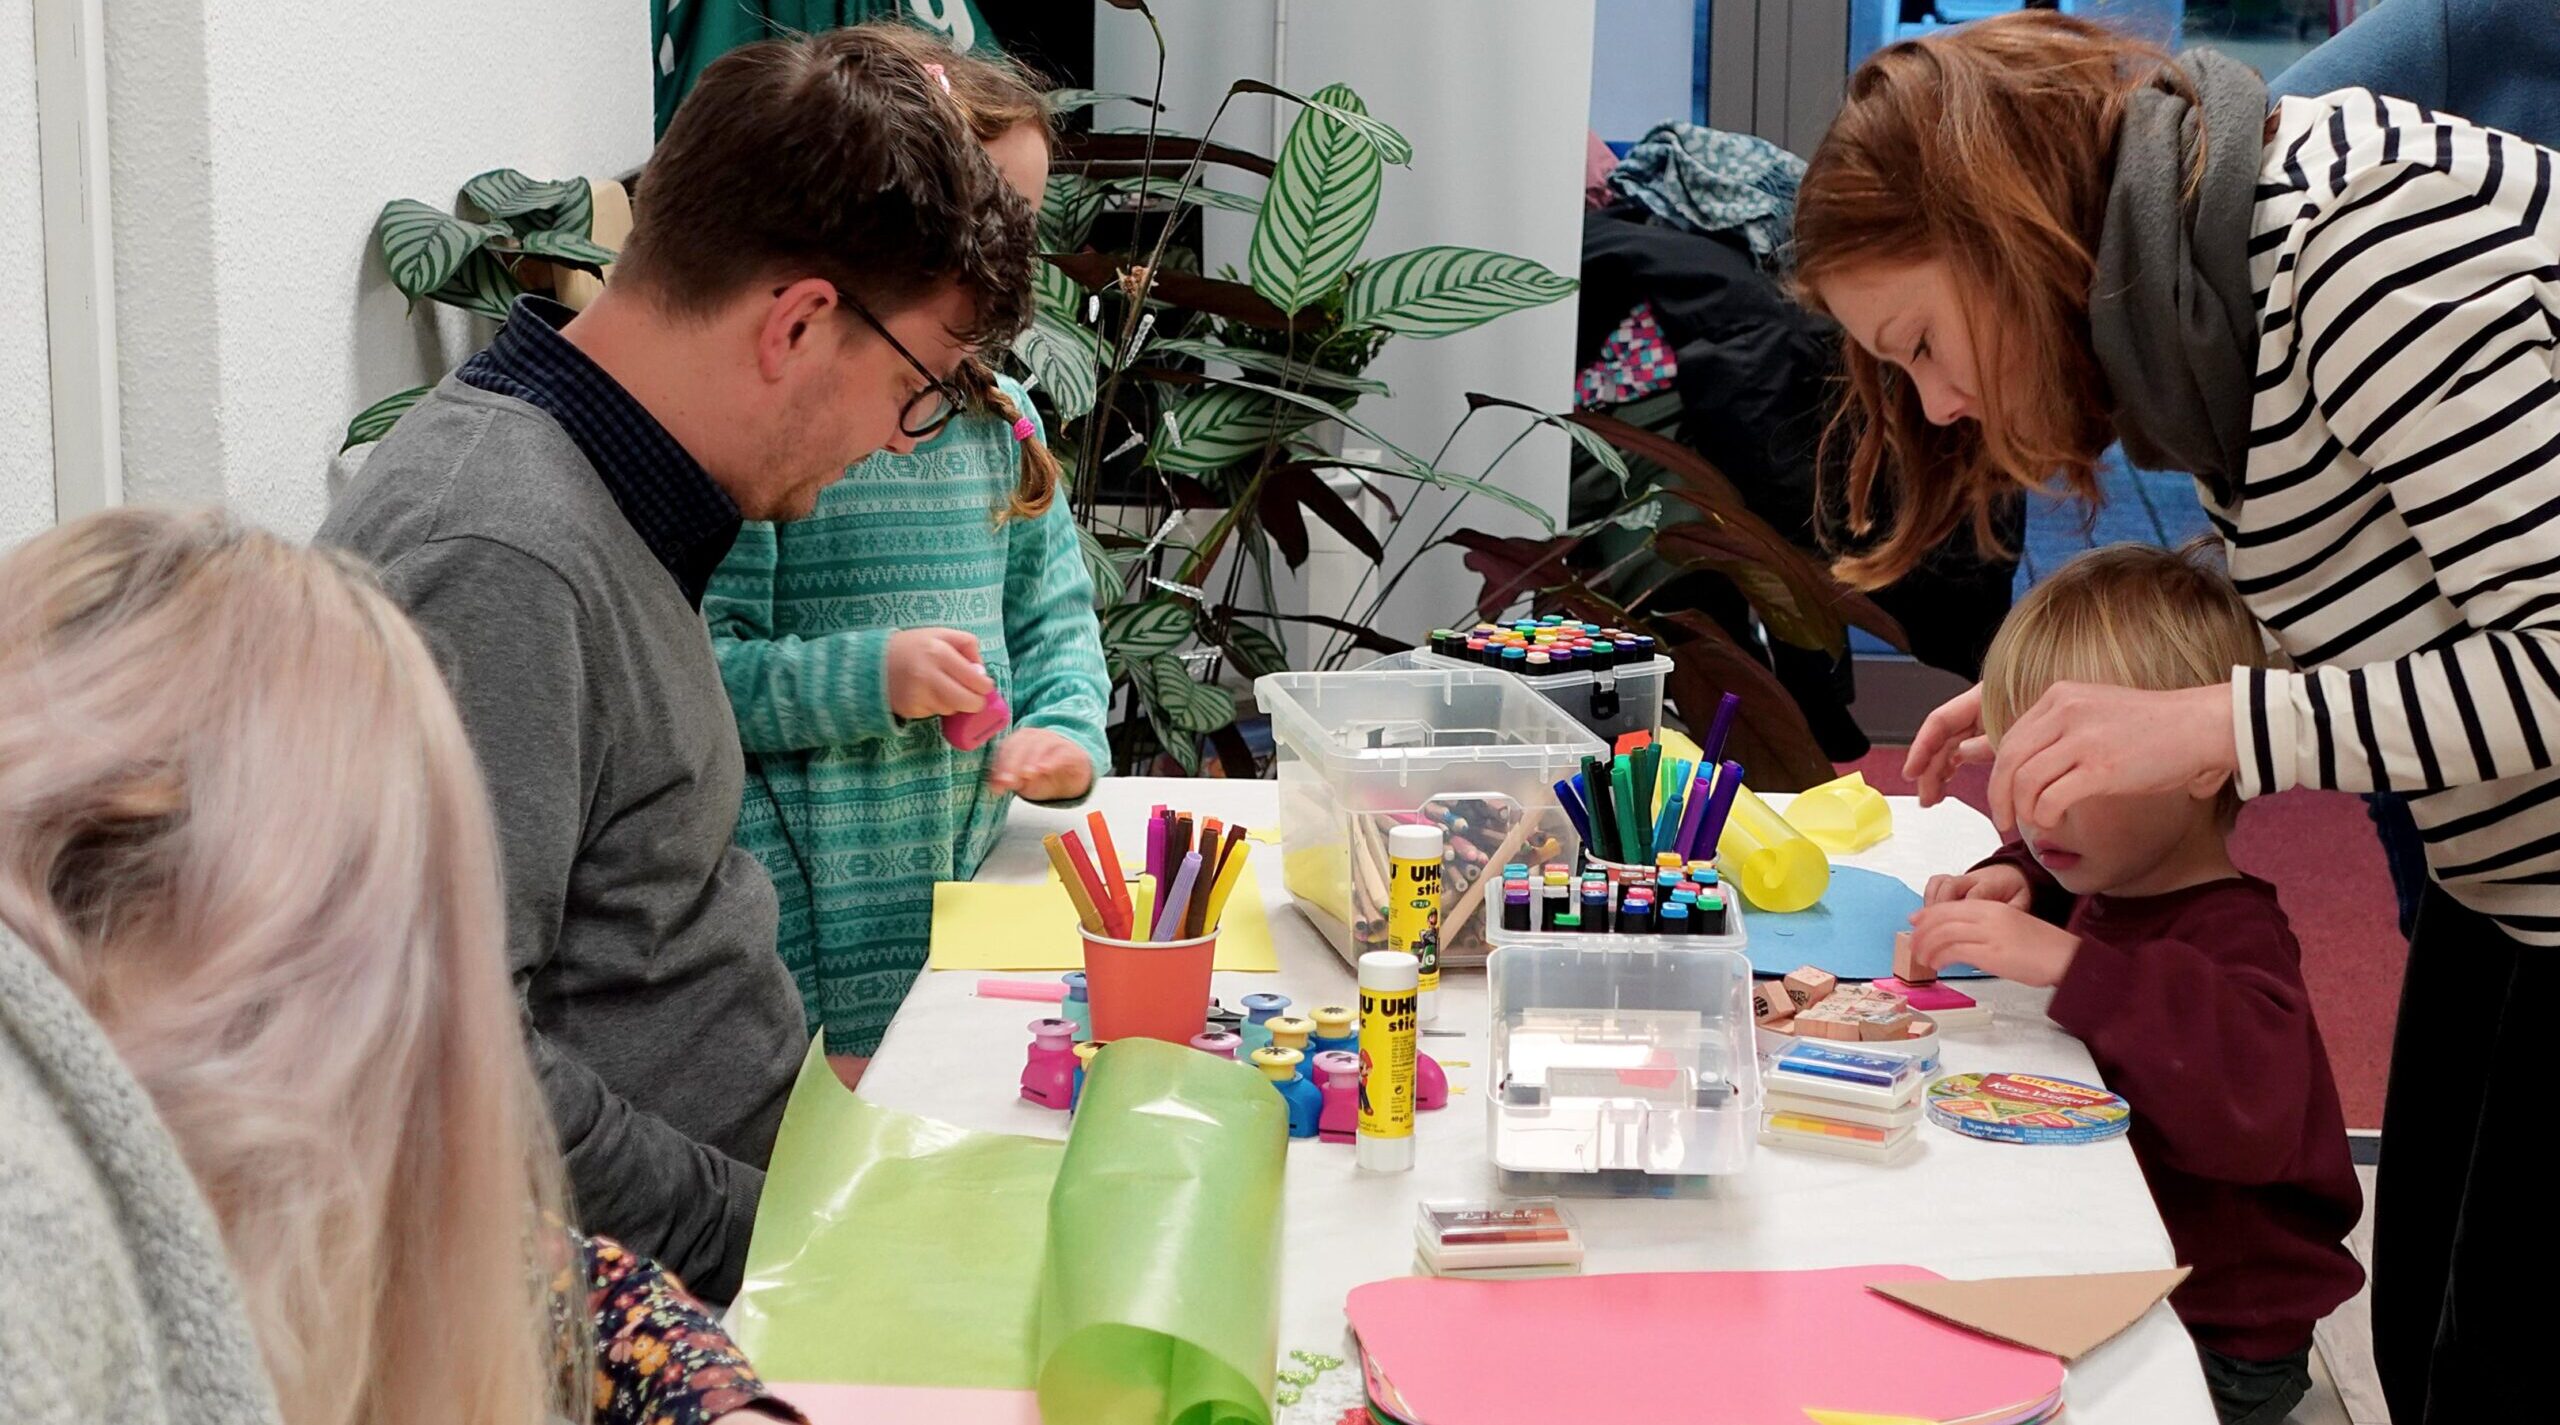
[1742,864,1987,980]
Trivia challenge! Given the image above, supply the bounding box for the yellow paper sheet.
[928,873,1278,972]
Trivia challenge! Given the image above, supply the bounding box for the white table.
[861,778,2216,1424]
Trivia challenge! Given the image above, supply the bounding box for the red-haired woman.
[1795,14,2558,1424]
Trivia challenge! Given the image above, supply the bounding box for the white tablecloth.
[860,778,2216,1424]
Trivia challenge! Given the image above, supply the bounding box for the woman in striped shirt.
[1793,14,2557,1423]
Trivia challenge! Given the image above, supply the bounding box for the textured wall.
[1,0,56,550]
[109,0,654,537]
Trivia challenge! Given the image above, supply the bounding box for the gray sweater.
[0,928,282,1425]
[318,377,807,1302]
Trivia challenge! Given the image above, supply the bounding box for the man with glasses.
[318,27,1033,1305]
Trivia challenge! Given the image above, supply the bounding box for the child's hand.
[1906,899,2080,987]
[1923,863,2035,909]
[987,727,1093,802]
[887,628,996,720]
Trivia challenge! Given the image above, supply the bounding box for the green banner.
[653,0,1001,136]
[728,1038,1289,1423]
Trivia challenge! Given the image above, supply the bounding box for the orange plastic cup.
[1081,929,1217,1043]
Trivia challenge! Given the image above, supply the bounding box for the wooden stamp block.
[1782,966,1838,1011]
[1893,931,1935,985]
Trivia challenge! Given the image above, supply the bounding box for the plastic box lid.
[1255,667,1609,789]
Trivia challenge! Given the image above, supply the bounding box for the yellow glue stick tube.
[1716,783,1830,912]
[1356,950,1418,1172]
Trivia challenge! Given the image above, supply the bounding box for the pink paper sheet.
[1346,1266,2064,1425]
[772,1381,1042,1425]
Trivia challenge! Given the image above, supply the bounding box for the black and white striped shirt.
[2224,91,2560,941]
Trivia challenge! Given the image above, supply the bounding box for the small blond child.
[1907,542,2361,1425]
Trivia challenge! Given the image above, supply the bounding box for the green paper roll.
[729,1039,1289,1424]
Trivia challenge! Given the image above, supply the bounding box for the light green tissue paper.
[727,1039,1289,1424]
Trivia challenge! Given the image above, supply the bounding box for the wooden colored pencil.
[1045,833,1107,934]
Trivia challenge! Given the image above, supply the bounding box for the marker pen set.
[1553,693,1746,868]
[1427,618,1658,677]
[1496,856,1730,937]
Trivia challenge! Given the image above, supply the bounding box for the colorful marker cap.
[1268,1015,1315,1049]
[1030,1017,1077,1049]
[1311,1004,1356,1038]
[1311,1049,1361,1084]
[1190,1030,1242,1058]
[1242,992,1290,1022]
[1062,970,1088,1003]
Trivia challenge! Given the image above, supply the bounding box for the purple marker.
[1153,850,1203,940]
[1672,770,1713,865]
[1691,759,1745,861]
[1700,692,1742,768]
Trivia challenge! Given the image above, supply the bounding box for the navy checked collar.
[460,296,739,607]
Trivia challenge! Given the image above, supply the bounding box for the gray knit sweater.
[0,927,281,1425]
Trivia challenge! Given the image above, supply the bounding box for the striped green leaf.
[1345,246,1580,339]
[1248,83,1384,317]
[1011,312,1105,422]
[1041,173,1104,254]
[1145,699,1204,775]
[1145,651,1238,734]
[1078,525,1131,607]
[1102,597,1196,662]
[1103,175,1263,216]
[341,385,430,451]
[512,228,618,269]
[1153,386,1316,473]
[429,249,524,322]
[1034,260,1083,323]
[461,170,592,236]
[1231,79,1414,165]
[1146,336,1388,396]
[375,200,508,303]
[1217,621,1289,679]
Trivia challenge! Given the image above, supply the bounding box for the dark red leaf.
[1208,723,1259,778]
[1261,463,1385,566]
[1252,612,1410,657]
[1160,473,1222,510]
[1043,252,1292,329]
[1654,611,1838,790]
[1447,528,1586,619]
[1057,132,1275,179]
[1564,409,1752,511]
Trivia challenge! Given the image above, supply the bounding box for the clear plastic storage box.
[1256,668,1609,970]
[1370,648,1673,747]
[1485,904,1761,1193]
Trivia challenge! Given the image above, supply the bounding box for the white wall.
[108,0,654,539]
[1097,1,1595,652]
[1,0,55,550]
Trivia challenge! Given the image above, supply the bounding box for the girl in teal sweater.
[708,37,1108,1068]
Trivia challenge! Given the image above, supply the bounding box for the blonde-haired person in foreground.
[1907,543,2358,1425]
[0,509,800,1425]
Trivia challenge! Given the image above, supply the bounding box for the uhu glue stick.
[1356,950,1419,1173]
[1384,823,1443,1022]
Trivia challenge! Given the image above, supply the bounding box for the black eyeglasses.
[838,289,964,440]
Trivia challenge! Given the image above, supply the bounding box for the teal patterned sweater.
[707,379,1109,1055]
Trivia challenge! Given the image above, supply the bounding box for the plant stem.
[1324,419,1539,663]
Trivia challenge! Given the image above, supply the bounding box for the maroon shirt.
[1979,846,2365,1360]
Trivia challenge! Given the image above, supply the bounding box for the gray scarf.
[2087,50,2269,503]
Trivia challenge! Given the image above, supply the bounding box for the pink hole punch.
[942,686,1011,751]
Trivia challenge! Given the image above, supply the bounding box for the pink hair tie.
[1010,415,1036,443]
[924,62,951,95]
